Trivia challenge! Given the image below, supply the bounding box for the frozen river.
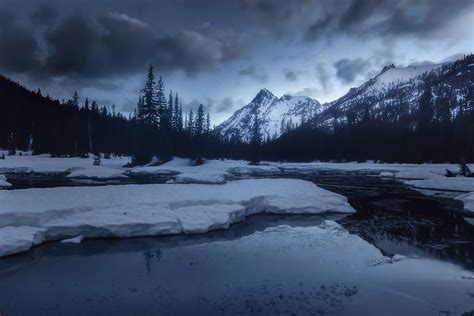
[0,172,473,315]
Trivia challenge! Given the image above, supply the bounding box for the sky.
[0,0,473,125]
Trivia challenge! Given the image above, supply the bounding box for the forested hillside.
[263,55,474,162]
[0,67,249,164]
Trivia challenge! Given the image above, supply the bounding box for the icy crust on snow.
[0,174,11,188]
[174,173,227,184]
[67,166,128,179]
[0,226,45,257]
[0,179,355,257]
[405,177,474,193]
[457,193,474,213]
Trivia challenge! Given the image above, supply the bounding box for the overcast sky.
[1,0,473,124]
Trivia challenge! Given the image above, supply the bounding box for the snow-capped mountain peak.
[380,64,396,74]
[214,90,322,142]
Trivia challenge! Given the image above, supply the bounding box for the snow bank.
[0,174,11,188]
[405,177,474,193]
[456,193,474,213]
[67,166,128,179]
[0,226,45,256]
[227,165,281,175]
[0,153,130,173]
[464,217,474,225]
[0,179,355,257]
[174,173,227,184]
[379,171,395,178]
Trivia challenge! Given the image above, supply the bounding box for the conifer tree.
[178,103,184,131]
[187,109,194,135]
[156,76,166,126]
[167,90,174,127]
[72,91,79,108]
[173,93,180,130]
[184,111,188,132]
[195,104,205,135]
[417,85,433,131]
[206,112,211,133]
[135,96,144,120]
[91,101,99,113]
[139,65,159,125]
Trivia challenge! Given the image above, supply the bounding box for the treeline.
[0,67,251,164]
[2,57,473,165]
[262,78,474,163]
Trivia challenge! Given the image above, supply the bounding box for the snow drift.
[0,179,355,257]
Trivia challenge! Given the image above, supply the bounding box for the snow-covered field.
[0,151,130,174]
[1,153,473,256]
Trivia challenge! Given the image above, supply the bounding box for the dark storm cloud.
[0,10,244,79]
[305,0,473,41]
[216,97,236,113]
[154,28,243,75]
[0,12,40,73]
[284,70,298,82]
[240,0,312,22]
[238,65,268,83]
[30,3,59,25]
[239,0,314,35]
[333,58,372,84]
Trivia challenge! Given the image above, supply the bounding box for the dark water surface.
[0,172,473,315]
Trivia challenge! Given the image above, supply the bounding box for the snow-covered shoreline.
[0,178,355,257]
[1,153,473,257]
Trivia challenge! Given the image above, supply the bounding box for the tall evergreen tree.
[178,103,184,131]
[72,91,79,108]
[156,76,166,127]
[135,96,144,120]
[167,90,174,127]
[91,100,99,113]
[187,109,194,135]
[206,112,211,133]
[173,93,180,131]
[195,104,205,135]
[139,65,159,125]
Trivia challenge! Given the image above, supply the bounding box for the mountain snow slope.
[214,89,322,142]
[310,55,473,127]
[215,54,472,142]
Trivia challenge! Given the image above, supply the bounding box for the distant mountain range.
[215,54,473,142]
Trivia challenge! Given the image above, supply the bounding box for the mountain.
[311,55,473,127]
[264,54,473,162]
[214,89,322,142]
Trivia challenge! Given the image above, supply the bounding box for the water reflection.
[0,172,473,315]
